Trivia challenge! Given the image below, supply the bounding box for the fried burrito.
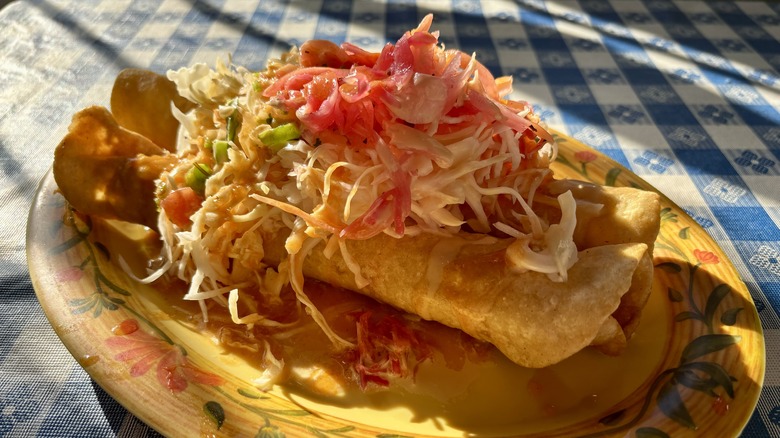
[53,15,660,387]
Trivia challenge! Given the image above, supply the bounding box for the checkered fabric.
[0,0,778,436]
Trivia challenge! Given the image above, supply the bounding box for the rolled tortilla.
[589,251,654,355]
[263,231,648,368]
[555,179,661,253]
[53,106,177,230]
[271,181,660,365]
[258,180,660,365]
[563,180,661,353]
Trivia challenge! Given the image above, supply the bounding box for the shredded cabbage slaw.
[144,15,581,389]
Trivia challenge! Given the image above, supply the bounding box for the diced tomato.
[160,187,203,228]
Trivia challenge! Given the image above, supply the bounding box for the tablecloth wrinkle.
[1,0,778,436]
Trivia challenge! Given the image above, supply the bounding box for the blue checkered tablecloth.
[1,0,778,436]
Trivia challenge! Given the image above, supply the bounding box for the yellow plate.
[27,132,764,437]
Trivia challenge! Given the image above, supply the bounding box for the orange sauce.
[78,355,101,367]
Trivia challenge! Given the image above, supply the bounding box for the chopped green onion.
[213,140,230,164]
[185,163,212,196]
[259,123,300,152]
[226,113,238,143]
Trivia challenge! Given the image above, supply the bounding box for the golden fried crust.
[110,68,194,152]
[554,180,661,252]
[264,231,648,368]
[559,180,661,347]
[52,106,176,229]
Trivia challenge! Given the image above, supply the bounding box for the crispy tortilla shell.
[264,231,648,368]
[562,180,661,351]
[110,68,194,152]
[52,106,176,229]
[552,179,661,253]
